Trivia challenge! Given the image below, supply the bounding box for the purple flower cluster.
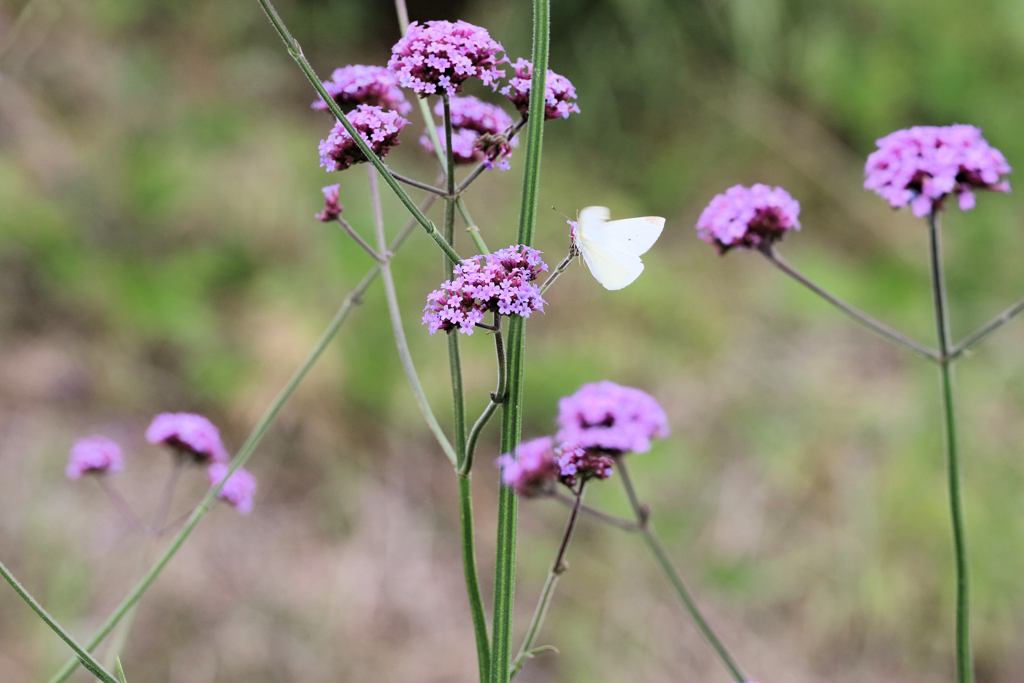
[207,463,258,514]
[319,105,409,172]
[864,124,1011,216]
[554,443,614,488]
[501,58,580,120]
[496,436,560,496]
[312,65,411,115]
[696,184,801,254]
[420,95,518,170]
[422,245,548,335]
[146,412,230,464]
[555,381,669,454]
[315,184,343,222]
[388,20,506,97]
[66,435,124,479]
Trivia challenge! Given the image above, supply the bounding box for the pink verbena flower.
[207,463,257,514]
[388,20,506,97]
[66,435,123,480]
[420,95,518,170]
[422,245,548,335]
[496,436,559,497]
[696,184,801,255]
[864,124,1011,217]
[318,105,409,172]
[554,442,614,488]
[146,413,230,464]
[311,65,411,114]
[501,58,580,120]
[437,95,514,134]
[315,184,343,222]
[556,381,669,454]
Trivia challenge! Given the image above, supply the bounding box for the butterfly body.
[572,206,665,290]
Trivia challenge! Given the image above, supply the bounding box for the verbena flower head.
[554,442,614,488]
[501,58,580,120]
[422,245,548,335]
[318,104,408,172]
[496,436,559,497]
[419,127,517,171]
[696,184,801,254]
[207,463,257,514]
[312,65,412,115]
[66,435,123,480]
[146,413,230,464]
[315,184,343,222]
[864,124,1011,217]
[556,381,669,454]
[388,20,506,97]
[437,95,514,134]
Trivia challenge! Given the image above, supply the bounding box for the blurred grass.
[2,0,1024,681]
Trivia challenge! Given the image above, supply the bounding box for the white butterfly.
[570,206,666,290]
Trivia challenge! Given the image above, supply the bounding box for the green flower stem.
[256,0,460,264]
[95,478,147,534]
[510,480,587,679]
[548,489,641,531]
[926,211,973,683]
[463,315,506,478]
[539,248,577,296]
[492,0,550,679]
[762,246,941,362]
[389,170,450,198]
[336,216,386,261]
[616,458,748,683]
[459,473,492,683]
[948,294,1024,360]
[0,559,119,683]
[46,199,435,683]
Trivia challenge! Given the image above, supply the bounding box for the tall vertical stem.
[927,211,972,683]
[459,473,492,683]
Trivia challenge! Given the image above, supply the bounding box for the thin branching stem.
[95,478,148,534]
[255,0,460,264]
[46,197,437,683]
[336,217,385,261]
[539,248,577,296]
[949,294,1024,360]
[927,211,973,683]
[390,169,451,197]
[548,489,642,531]
[455,117,528,195]
[462,314,506,477]
[149,455,185,532]
[762,246,941,362]
[616,457,748,683]
[510,480,587,679]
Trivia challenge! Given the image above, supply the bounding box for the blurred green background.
[2,0,1024,681]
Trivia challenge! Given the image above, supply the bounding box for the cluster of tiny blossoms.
[319,105,409,172]
[388,20,506,97]
[420,95,518,170]
[696,184,801,254]
[68,413,256,514]
[422,245,547,335]
[501,58,581,120]
[315,184,343,222]
[498,382,669,497]
[312,65,411,114]
[864,124,1011,217]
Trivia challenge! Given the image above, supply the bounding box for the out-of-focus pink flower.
[66,435,123,480]
[696,184,801,254]
[388,20,506,97]
[436,95,514,135]
[146,413,229,464]
[318,105,408,172]
[422,245,547,335]
[556,381,669,455]
[420,95,519,170]
[864,124,1011,217]
[311,65,411,114]
[496,436,559,497]
[501,58,580,120]
[207,463,257,514]
[315,184,343,222]
[554,442,614,488]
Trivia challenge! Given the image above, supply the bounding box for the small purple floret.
[388,20,506,97]
[556,381,669,455]
[554,442,614,488]
[311,65,411,114]
[501,58,580,120]
[207,463,257,514]
[437,95,514,135]
[420,95,518,170]
[66,435,124,480]
[696,184,801,255]
[146,413,230,464]
[864,124,1011,217]
[315,184,343,222]
[422,245,548,335]
[318,104,408,173]
[496,436,559,497]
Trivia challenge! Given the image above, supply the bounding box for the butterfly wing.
[578,233,645,290]
[576,206,664,290]
[582,214,665,256]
